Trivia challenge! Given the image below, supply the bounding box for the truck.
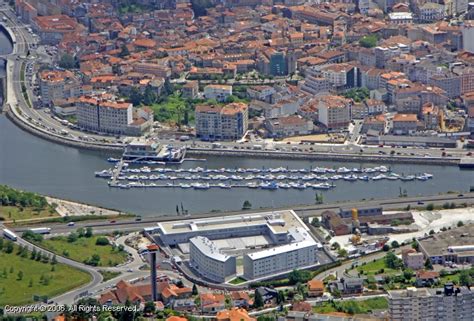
[3,228,18,241]
[29,227,51,234]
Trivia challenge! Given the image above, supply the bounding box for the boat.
[416,175,429,181]
[260,182,278,190]
[95,170,113,178]
[372,174,387,180]
[192,183,210,190]
[218,183,232,189]
[179,184,192,188]
[337,167,351,174]
[423,173,434,179]
[247,182,259,188]
[329,175,343,180]
[293,183,307,190]
[358,175,369,181]
[107,157,120,163]
[343,174,358,181]
[277,183,291,189]
[400,175,415,181]
[312,183,332,190]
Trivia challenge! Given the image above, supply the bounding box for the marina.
[95,164,434,190]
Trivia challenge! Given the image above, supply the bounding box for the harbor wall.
[5,105,123,152]
[187,148,460,166]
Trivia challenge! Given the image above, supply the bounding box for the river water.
[0,30,472,216]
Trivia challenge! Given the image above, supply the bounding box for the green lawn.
[99,270,121,282]
[0,244,91,306]
[356,258,400,276]
[151,93,192,124]
[0,206,59,222]
[313,297,388,315]
[40,235,128,267]
[229,277,246,285]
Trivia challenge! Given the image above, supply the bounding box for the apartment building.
[32,14,83,45]
[132,63,171,79]
[243,230,319,280]
[300,68,331,96]
[182,81,199,99]
[76,95,133,135]
[317,95,352,129]
[388,284,474,321]
[203,85,233,102]
[392,113,419,135]
[189,236,236,283]
[39,70,91,105]
[195,103,248,141]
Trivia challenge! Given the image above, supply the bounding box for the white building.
[77,96,133,135]
[39,70,90,105]
[418,3,445,23]
[388,12,413,24]
[190,236,236,283]
[388,285,474,321]
[243,227,320,280]
[204,85,233,102]
[462,23,474,54]
[300,68,331,96]
[317,95,352,129]
[153,210,323,281]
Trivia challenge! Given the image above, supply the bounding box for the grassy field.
[313,297,388,315]
[229,277,246,285]
[40,235,128,267]
[0,244,91,306]
[356,258,400,276]
[99,270,122,282]
[0,206,59,222]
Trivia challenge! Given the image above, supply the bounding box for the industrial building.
[150,210,324,282]
[418,224,474,265]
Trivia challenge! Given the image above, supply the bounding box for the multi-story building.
[203,85,233,102]
[189,236,236,283]
[195,103,248,141]
[181,81,199,99]
[76,95,133,135]
[132,63,171,79]
[39,70,87,105]
[392,113,419,135]
[388,284,474,321]
[402,249,425,270]
[265,115,314,138]
[317,95,352,129]
[418,3,445,23]
[243,227,320,280]
[32,14,84,45]
[300,68,331,95]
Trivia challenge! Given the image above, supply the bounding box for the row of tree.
[0,185,48,209]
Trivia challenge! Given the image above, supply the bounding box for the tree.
[67,232,79,243]
[119,44,130,58]
[424,258,433,270]
[192,283,198,295]
[429,229,435,235]
[130,87,143,106]
[403,269,413,281]
[276,290,285,304]
[143,301,156,316]
[385,252,402,269]
[95,237,110,246]
[4,241,14,254]
[315,192,324,204]
[391,240,400,248]
[242,200,252,210]
[459,270,472,286]
[58,53,77,69]
[17,270,23,281]
[426,203,434,211]
[457,221,464,227]
[288,269,312,285]
[143,85,158,105]
[359,34,378,48]
[382,244,390,252]
[337,248,348,258]
[253,289,264,308]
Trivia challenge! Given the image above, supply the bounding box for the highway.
[10,191,474,236]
